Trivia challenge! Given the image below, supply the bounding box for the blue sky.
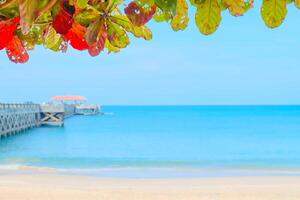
[1,3,300,105]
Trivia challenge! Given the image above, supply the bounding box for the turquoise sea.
[1,106,300,176]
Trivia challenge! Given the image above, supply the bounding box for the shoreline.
[0,172,300,200]
[1,165,300,178]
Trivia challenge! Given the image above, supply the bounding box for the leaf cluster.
[0,0,298,63]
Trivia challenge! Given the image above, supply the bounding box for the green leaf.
[110,15,152,40]
[261,0,287,28]
[153,8,173,22]
[19,0,39,34]
[38,0,49,9]
[0,6,19,18]
[171,0,189,31]
[195,0,222,35]
[51,0,62,18]
[75,8,100,27]
[77,0,89,9]
[44,26,63,51]
[110,15,133,32]
[17,25,44,49]
[154,0,177,22]
[155,0,177,12]
[244,0,254,12]
[107,21,130,48]
[135,0,155,6]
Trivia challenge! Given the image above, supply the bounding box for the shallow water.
[1,106,300,171]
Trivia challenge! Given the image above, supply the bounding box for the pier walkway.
[0,103,40,138]
[0,98,99,138]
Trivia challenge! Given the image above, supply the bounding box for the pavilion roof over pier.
[51,96,87,101]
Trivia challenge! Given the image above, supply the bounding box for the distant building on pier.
[50,95,100,115]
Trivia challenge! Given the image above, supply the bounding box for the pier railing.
[0,103,40,113]
[0,103,40,138]
[1,102,99,138]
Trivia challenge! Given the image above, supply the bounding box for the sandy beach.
[0,172,300,200]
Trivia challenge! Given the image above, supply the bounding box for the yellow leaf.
[110,15,152,41]
[295,0,300,9]
[132,25,152,40]
[261,0,287,28]
[195,0,222,35]
[223,0,245,16]
[105,40,120,53]
[171,0,189,31]
[44,26,63,51]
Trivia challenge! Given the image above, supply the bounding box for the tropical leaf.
[244,0,254,12]
[195,0,222,35]
[153,0,177,22]
[107,0,124,11]
[65,22,89,50]
[153,8,172,22]
[53,1,75,34]
[261,0,287,28]
[18,26,44,50]
[5,36,29,63]
[107,21,130,48]
[38,0,49,10]
[77,0,89,9]
[295,0,300,8]
[171,0,189,31]
[190,0,202,7]
[132,25,152,40]
[75,8,99,26]
[44,26,64,51]
[105,39,120,53]
[0,6,19,18]
[110,15,133,32]
[86,17,104,45]
[0,17,19,50]
[223,0,245,16]
[0,0,297,63]
[135,0,155,6]
[154,0,176,13]
[88,30,107,56]
[19,0,39,34]
[125,1,156,26]
[110,14,152,40]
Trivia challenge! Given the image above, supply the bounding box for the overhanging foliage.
[0,0,297,63]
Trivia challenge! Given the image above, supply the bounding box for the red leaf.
[6,36,29,63]
[0,17,20,50]
[65,23,89,50]
[88,30,107,57]
[125,2,156,26]
[53,1,75,35]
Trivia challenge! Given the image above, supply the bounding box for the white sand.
[0,172,300,200]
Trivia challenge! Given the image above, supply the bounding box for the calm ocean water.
[1,106,300,172]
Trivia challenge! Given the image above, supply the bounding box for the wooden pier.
[0,97,99,138]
